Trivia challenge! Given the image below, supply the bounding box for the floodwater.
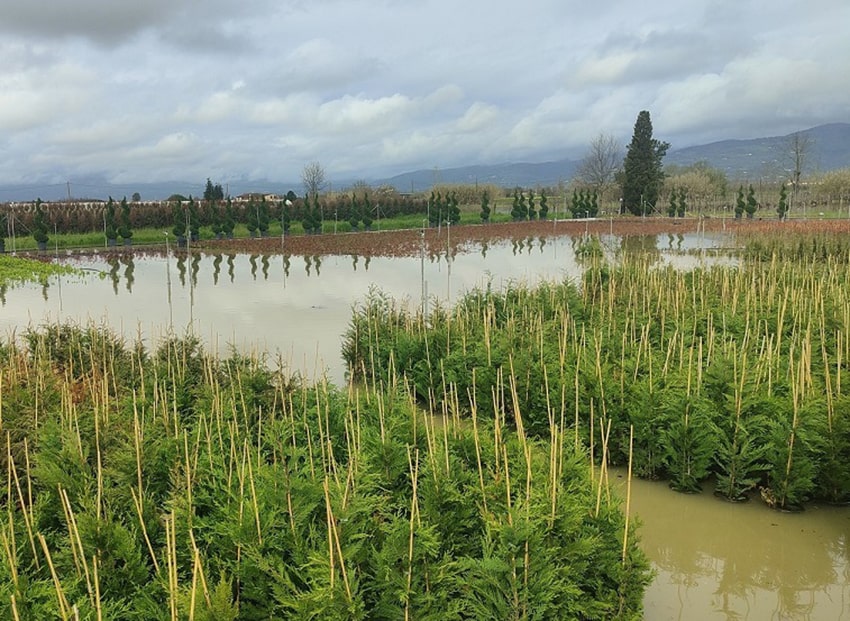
[1,231,846,619]
[625,475,849,620]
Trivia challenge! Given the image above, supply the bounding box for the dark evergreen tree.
[745,185,757,219]
[511,188,522,221]
[527,189,536,220]
[223,198,236,237]
[203,178,224,201]
[32,198,49,247]
[621,110,669,215]
[301,194,313,234]
[590,191,599,217]
[777,184,788,220]
[570,189,581,218]
[518,190,528,220]
[735,186,745,219]
[104,196,118,242]
[668,191,677,217]
[538,190,549,220]
[480,191,491,223]
[171,200,186,240]
[448,191,461,225]
[187,196,200,240]
[118,196,133,241]
[361,194,373,230]
[677,188,687,218]
[349,195,360,230]
[312,194,324,233]
[258,197,270,235]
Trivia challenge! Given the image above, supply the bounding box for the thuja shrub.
[0,323,650,619]
[344,248,850,508]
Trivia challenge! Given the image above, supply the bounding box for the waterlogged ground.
[1,220,848,619]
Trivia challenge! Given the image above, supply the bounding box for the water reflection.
[123,256,135,292]
[629,474,850,620]
[212,254,222,284]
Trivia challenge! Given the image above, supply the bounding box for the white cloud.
[0,0,848,192]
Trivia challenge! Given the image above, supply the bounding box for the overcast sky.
[2,0,848,195]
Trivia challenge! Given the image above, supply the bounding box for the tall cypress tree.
[621,110,669,216]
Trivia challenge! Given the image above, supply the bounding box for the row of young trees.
[0,192,431,248]
[509,188,550,221]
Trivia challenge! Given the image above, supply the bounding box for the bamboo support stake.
[7,443,39,569]
[38,532,72,620]
[92,554,103,621]
[404,448,421,621]
[622,425,634,565]
[246,444,263,545]
[130,487,161,575]
[323,477,352,601]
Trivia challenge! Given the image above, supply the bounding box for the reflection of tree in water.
[249,254,258,280]
[283,254,291,278]
[108,257,120,295]
[227,254,235,282]
[646,491,842,620]
[191,254,200,287]
[176,254,187,286]
[481,241,489,258]
[313,255,321,276]
[42,280,49,301]
[261,255,270,280]
[618,234,660,264]
[304,255,312,276]
[351,254,358,271]
[212,254,222,285]
[364,255,370,271]
[122,256,135,293]
[0,282,6,305]
[713,555,756,618]
[666,233,684,251]
[538,236,546,253]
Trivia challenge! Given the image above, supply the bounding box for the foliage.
[344,245,850,510]
[0,323,651,619]
[0,255,81,287]
[538,191,549,220]
[480,191,491,223]
[745,185,757,219]
[777,185,788,220]
[734,186,745,219]
[32,198,50,244]
[119,196,133,239]
[621,111,669,216]
[103,196,119,240]
[171,200,186,238]
[203,178,225,201]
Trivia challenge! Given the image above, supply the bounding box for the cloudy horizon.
[2,0,848,198]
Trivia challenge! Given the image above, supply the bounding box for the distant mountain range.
[380,123,850,192]
[1,124,847,202]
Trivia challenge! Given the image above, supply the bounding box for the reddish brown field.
[195,217,850,259]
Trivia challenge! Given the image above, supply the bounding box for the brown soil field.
[195,217,850,259]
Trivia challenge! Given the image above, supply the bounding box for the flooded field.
[1,231,846,619]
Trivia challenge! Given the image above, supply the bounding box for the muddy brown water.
[1,234,846,620]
